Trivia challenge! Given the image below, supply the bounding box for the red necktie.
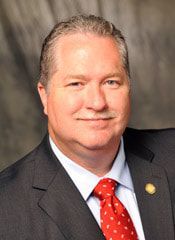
[93,178,138,240]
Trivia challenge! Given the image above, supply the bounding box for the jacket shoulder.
[124,127,175,173]
[0,146,38,191]
[124,127,175,147]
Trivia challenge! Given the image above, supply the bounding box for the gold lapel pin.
[145,183,156,195]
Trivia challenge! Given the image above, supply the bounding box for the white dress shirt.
[49,137,145,240]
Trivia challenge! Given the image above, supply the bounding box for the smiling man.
[0,15,174,240]
[38,31,130,175]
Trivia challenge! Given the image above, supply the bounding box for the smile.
[77,118,114,121]
[77,118,113,128]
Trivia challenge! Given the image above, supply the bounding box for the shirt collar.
[49,136,134,201]
[105,138,133,191]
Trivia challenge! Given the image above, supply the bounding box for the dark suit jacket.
[0,128,174,240]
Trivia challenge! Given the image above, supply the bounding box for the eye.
[106,80,117,85]
[68,82,83,87]
[104,80,120,87]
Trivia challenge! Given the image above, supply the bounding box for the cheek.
[48,92,83,117]
[66,95,83,113]
[107,90,130,113]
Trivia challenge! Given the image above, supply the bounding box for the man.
[0,15,174,240]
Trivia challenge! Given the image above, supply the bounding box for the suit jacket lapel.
[125,142,174,240]
[33,136,105,240]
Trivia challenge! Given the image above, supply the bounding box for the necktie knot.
[93,178,116,200]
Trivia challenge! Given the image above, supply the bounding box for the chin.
[79,134,119,151]
[83,142,108,151]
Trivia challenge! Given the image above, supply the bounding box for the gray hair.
[39,14,130,87]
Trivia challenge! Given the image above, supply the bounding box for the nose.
[85,84,107,111]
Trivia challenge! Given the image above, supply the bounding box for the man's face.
[38,33,131,158]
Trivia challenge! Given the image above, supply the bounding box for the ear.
[37,82,48,115]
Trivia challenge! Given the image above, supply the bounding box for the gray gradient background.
[0,0,175,170]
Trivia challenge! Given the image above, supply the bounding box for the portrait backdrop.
[0,0,175,170]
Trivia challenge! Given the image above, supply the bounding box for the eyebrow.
[64,72,122,81]
[104,72,122,78]
[64,74,87,80]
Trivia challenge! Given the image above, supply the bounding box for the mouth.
[77,118,114,128]
[77,117,114,121]
[80,118,109,120]
[75,112,117,121]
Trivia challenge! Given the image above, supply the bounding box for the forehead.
[53,33,123,69]
[58,31,115,42]
[56,32,118,52]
